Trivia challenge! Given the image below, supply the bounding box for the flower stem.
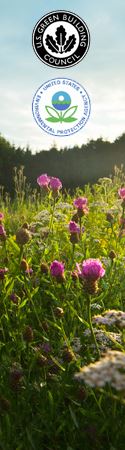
[87,296,100,358]
[49,197,56,234]
[72,243,75,264]
[79,216,82,238]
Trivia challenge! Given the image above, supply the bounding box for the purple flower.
[37,174,50,188]
[0,225,5,235]
[76,263,82,276]
[69,221,81,234]
[73,197,88,210]
[25,268,33,276]
[50,260,65,280]
[10,292,18,305]
[118,188,125,199]
[0,268,8,280]
[0,225,6,241]
[81,259,105,281]
[41,342,52,353]
[0,212,4,221]
[49,177,62,192]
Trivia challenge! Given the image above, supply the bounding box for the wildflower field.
[1,166,125,449]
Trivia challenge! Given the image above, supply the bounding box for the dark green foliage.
[0,133,125,195]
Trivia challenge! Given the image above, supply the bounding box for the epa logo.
[32,11,90,68]
[46,91,78,124]
[32,78,91,136]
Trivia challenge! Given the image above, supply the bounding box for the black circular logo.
[32,10,90,68]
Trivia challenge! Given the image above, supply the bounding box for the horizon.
[1,130,125,153]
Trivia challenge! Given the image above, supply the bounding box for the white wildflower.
[93,310,125,328]
[71,338,82,353]
[83,328,122,352]
[74,351,125,391]
[56,202,72,210]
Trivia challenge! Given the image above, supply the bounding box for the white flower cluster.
[35,210,50,224]
[93,310,125,328]
[75,350,125,390]
[83,328,121,346]
[71,337,82,353]
[56,202,72,211]
[54,211,67,221]
[101,257,110,267]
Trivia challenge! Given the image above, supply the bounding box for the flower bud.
[20,259,29,271]
[0,268,8,280]
[62,347,76,363]
[55,273,65,284]
[37,354,48,366]
[109,250,116,260]
[0,396,11,413]
[42,321,49,332]
[10,292,18,305]
[40,262,49,274]
[22,222,29,230]
[10,364,23,390]
[106,212,114,222]
[77,208,85,218]
[84,280,99,295]
[23,326,33,342]
[70,232,79,244]
[71,213,79,223]
[54,307,64,318]
[16,228,31,246]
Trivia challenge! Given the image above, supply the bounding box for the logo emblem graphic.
[32,11,90,68]
[32,78,91,136]
[46,91,78,123]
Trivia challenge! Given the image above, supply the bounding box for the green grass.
[1,166,125,449]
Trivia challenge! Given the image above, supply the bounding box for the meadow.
[1,166,125,449]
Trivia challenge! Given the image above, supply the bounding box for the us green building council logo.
[32,78,91,136]
[32,10,90,68]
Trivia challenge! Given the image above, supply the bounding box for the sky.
[0,0,125,152]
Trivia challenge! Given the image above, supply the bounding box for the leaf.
[5,279,14,295]
[26,428,36,450]
[66,301,89,328]
[64,34,76,52]
[55,25,67,47]
[47,319,62,331]
[68,405,79,429]
[19,298,28,309]
[45,106,60,118]
[7,236,20,254]
[30,287,39,298]
[63,117,77,123]
[50,355,65,372]
[63,106,78,119]
[48,391,54,416]
[45,35,59,53]
[46,117,60,123]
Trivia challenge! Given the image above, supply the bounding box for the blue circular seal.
[32,77,91,137]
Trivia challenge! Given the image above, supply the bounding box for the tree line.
[0,133,125,195]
